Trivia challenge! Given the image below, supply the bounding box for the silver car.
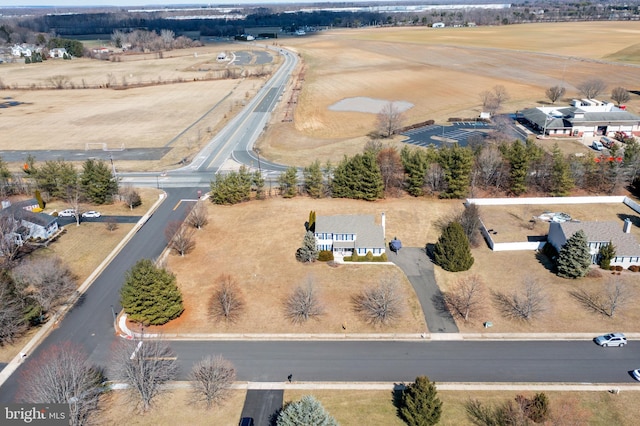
[58,209,77,217]
[594,333,627,347]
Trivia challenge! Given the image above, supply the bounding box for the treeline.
[209,138,640,205]
[2,0,639,43]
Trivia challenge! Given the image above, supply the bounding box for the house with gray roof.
[547,220,640,268]
[1,198,59,242]
[519,100,640,138]
[314,214,386,256]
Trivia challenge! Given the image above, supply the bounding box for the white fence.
[468,196,639,252]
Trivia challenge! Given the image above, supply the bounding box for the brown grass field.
[2,23,639,172]
[97,387,640,425]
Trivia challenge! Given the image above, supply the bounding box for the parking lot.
[401,121,492,148]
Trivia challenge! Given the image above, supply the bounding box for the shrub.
[615,265,623,272]
[317,250,334,262]
[351,251,359,262]
[630,265,639,272]
[380,253,388,262]
[343,255,352,261]
[365,251,374,261]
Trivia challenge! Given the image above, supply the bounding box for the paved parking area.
[402,122,491,148]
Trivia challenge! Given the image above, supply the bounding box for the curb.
[0,192,167,389]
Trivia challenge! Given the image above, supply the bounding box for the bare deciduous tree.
[376,102,404,138]
[443,275,486,322]
[570,277,632,318]
[120,186,142,210]
[104,217,119,231]
[377,147,404,197]
[165,221,196,256]
[610,86,631,106]
[111,337,178,412]
[0,284,27,345]
[19,342,105,426]
[352,275,404,326]
[210,274,245,323]
[187,201,208,229]
[189,355,236,409]
[473,144,507,192]
[48,75,70,89]
[576,78,606,99]
[492,278,547,322]
[285,277,325,324]
[12,256,76,319]
[0,214,22,261]
[545,85,566,104]
[480,85,510,114]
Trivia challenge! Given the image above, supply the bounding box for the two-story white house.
[547,219,640,268]
[314,214,386,257]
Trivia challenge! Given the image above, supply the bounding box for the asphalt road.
[0,188,197,403]
[167,340,640,384]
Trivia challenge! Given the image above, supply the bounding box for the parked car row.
[55,209,101,218]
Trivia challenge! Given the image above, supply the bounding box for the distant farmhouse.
[314,214,386,257]
[520,99,640,138]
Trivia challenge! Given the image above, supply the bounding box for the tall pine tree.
[401,146,434,197]
[120,259,184,325]
[556,230,592,278]
[400,376,443,426]
[296,231,319,263]
[81,159,118,204]
[501,139,529,196]
[550,143,574,197]
[438,144,473,199]
[304,160,325,198]
[331,152,383,201]
[433,222,474,272]
[597,240,616,270]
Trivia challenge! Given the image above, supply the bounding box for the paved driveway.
[240,389,283,426]
[390,247,459,333]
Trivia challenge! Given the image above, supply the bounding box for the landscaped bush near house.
[629,265,639,272]
[615,265,623,271]
[365,251,374,261]
[318,250,334,262]
[343,253,388,262]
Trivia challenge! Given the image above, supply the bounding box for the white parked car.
[594,333,627,347]
[58,209,77,217]
[81,211,101,218]
[591,140,604,151]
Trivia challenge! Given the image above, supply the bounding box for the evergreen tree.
[34,160,78,199]
[209,166,252,205]
[304,160,325,198]
[433,222,474,272]
[598,240,616,270]
[556,230,592,278]
[401,146,435,196]
[501,139,529,196]
[276,395,338,426]
[400,376,443,426]
[81,159,118,204]
[296,231,319,263]
[438,144,473,199]
[279,166,299,198]
[550,143,574,197]
[120,259,184,326]
[331,152,383,201]
[252,170,265,200]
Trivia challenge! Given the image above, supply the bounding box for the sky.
[4,0,391,8]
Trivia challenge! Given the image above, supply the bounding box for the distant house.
[547,220,640,268]
[314,214,386,256]
[1,199,59,242]
[49,47,68,58]
[432,22,445,28]
[11,44,32,57]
